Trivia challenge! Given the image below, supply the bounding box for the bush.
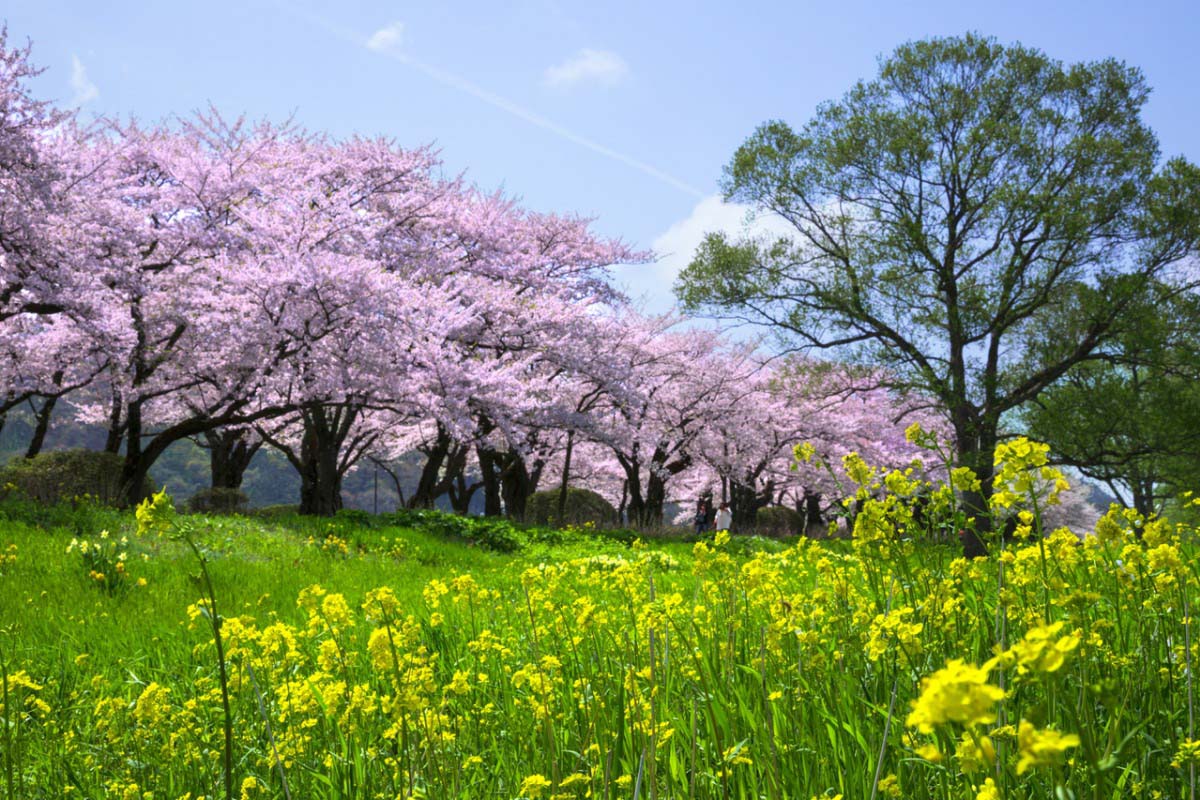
[334,508,374,528]
[0,450,152,507]
[251,504,300,519]
[755,505,803,537]
[526,487,618,527]
[186,488,250,515]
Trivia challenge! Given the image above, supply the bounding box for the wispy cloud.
[366,22,403,53]
[543,48,629,89]
[70,55,99,106]
[267,1,703,199]
[613,195,793,310]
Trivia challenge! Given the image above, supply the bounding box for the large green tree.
[676,34,1200,554]
[1025,282,1200,518]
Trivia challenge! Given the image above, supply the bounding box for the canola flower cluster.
[64,530,150,594]
[0,440,1197,799]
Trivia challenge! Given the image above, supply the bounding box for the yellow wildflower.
[1016,720,1080,774]
[519,774,553,798]
[906,659,1004,733]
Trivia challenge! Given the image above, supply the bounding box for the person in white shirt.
[713,502,732,532]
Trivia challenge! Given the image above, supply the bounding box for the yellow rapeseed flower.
[518,773,553,798]
[975,778,1000,800]
[998,621,1080,675]
[1172,738,1200,768]
[1016,720,1080,774]
[906,659,1005,733]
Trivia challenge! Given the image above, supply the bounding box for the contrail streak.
[272,0,706,199]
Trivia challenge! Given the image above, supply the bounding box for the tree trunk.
[118,455,152,509]
[296,410,346,517]
[117,399,147,507]
[556,430,575,525]
[729,478,772,533]
[104,389,124,454]
[476,446,502,517]
[623,472,647,528]
[449,472,481,515]
[954,420,997,558]
[410,425,452,509]
[24,394,58,459]
[1131,475,1155,519]
[642,471,667,528]
[205,429,260,490]
[498,450,542,522]
[801,488,823,537]
[299,464,343,515]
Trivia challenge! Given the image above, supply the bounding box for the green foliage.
[186,488,250,515]
[676,32,1200,502]
[0,494,124,537]
[754,504,803,537]
[0,449,152,507]
[526,487,618,527]
[251,503,300,519]
[381,509,528,553]
[1026,281,1200,515]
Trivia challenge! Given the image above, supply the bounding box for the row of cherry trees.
[1,29,936,527]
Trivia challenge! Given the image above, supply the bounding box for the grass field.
[1,457,1197,800]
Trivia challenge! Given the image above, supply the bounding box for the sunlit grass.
[0,460,1197,800]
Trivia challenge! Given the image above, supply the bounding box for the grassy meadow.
[1,447,1198,800]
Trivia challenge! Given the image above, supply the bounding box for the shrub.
[250,504,300,519]
[755,505,803,537]
[186,488,249,515]
[0,450,153,507]
[380,508,528,552]
[526,487,618,527]
[330,507,371,528]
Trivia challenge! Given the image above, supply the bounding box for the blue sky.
[6,0,1198,308]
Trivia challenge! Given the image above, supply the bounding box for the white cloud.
[542,48,629,89]
[366,22,404,53]
[612,195,794,312]
[69,55,99,107]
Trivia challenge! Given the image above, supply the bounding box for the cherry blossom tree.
[0,27,74,323]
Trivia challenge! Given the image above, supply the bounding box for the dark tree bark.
[556,430,575,525]
[616,447,690,528]
[497,449,543,522]
[952,410,997,558]
[104,389,124,454]
[410,426,453,509]
[448,471,482,515]
[297,421,344,516]
[24,393,58,459]
[475,445,503,517]
[729,477,773,533]
[644,471,667,527]
[259,404,380,517]
[202,429,261,490]
[801,488,823,537]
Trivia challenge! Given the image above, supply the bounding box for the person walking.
[693,497,710,536]
[714,502,732,532]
